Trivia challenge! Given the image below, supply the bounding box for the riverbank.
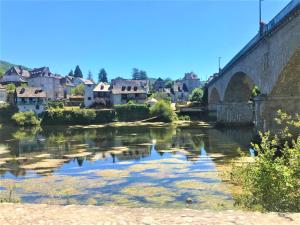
[0,203,299,225]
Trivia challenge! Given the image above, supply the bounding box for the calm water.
[0,123,254,210]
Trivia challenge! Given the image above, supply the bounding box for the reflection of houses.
[15,87,47,114]
[0,85,7,103]
[114,148,151,161]
[110,79,149,105]
[0,66,31,86]
[28,67,64,100]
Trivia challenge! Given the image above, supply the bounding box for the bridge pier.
[216,102,254,126]
[254,95,300,131]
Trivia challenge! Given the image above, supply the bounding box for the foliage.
[178,115,190,121]
[132,68,148,80]
[151,92,171,102]
[164,79,173,89]
[42,108,116,125]
[201,85,209,106]
[68,70,74,77]
[150,100,176,122]
[231,111,300,212]
[71,83,85,96]
[115,102,150,122]
[12,111,41,126]
[6,83,16,94]
[0,104,18,123]
[98,68,108,83]
[189,87,203,103]
[45,101,64,110]
[74,65,83,78]
[251,85,261,98]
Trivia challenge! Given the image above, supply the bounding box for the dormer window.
[127,86,131,91]
[134,86,138,91]
[122,86,126,91]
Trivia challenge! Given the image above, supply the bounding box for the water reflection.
[0,124,253,209]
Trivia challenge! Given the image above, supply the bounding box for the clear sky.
[0,0,290,81]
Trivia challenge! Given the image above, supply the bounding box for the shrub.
[189,87,203,103]
[231,111,300,212]
[115,103,150,122]
[150,100,176,122]
[12,111,41,126]
[45,101,64,109]
[5,83,16,94]
[178,115,190,121]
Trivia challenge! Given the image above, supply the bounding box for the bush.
[150,100,176,122]
[178,115,190,121]
[115,102,150,122]
[12,111,41,126]
[45,101,64,109]
[189,87,203,103]
[42,108,97,125]
[231,111,300,212]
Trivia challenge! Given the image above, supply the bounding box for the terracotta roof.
[93,82,110,92]
[16,87,46,98]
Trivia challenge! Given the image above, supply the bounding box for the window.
[36,105,40,110]
[88,97,92,100]
[134,86,138,91]
[122,86,126,91]
[127,86,131,91]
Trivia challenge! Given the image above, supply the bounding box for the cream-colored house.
[15,87,47,114]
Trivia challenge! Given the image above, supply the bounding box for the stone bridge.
[207,0,300,130]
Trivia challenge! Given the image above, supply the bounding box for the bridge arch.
[224,72,255,103]
[209,87,221,105]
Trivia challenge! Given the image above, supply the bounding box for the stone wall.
[216,102,253,126]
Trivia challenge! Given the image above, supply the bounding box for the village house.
[92,82,111,106]
[15,87,47,114]
[28,67,64,100]
[83,81,96,108]
[180,72,201,93]
[60,76,75,98]
[0,85,7,104]
[0,66,31,86]
[73,77,95,87]
[171,81,189,102]
[110,79,149,105]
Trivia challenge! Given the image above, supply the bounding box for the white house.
[110,79,149,105]
[28,67,64,100]
[93,82,111,106]
[15,87,47,114]
[84,82,96,108]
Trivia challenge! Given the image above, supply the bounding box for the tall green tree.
[132,68,148,80]
[98,68,108,83]
[68,70,74,77]
[74,65,83,78]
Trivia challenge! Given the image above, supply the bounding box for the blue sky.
[0,0,290,81]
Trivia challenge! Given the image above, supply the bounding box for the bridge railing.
[207,0,300,86]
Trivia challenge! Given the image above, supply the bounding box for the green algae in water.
[0,124,252,209]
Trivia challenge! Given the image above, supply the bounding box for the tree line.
[67,66,149,83]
